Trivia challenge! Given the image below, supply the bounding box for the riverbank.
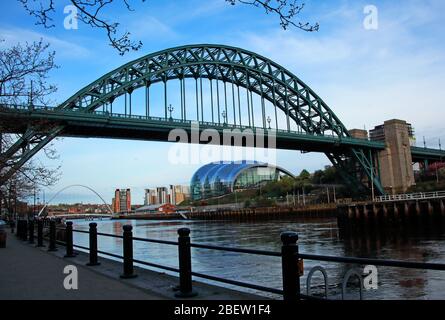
[113,204,337,221]
[0,233,265,300]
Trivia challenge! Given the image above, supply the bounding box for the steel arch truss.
[1,44,384,195]
[59,45,348,137]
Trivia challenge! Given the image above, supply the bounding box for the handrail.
[297,253,445,271]
[131,236,178,246]
[190,242,281,257]
[0,102,385,147]
[375,190,445,202]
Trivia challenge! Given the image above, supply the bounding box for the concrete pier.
[188,204,337,220]
[337,197,445,229]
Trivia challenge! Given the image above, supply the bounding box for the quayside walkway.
[0,234,261,300]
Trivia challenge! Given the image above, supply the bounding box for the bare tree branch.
[18,0,318,56]
[0,38,57,105]
[0,40,61,213]
[19,0,145,56]
[227,0,318,31]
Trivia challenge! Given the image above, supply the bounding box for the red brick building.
[112,189,131,213]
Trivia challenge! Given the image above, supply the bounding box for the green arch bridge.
[1,44,444,196]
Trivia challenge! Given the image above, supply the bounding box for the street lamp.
[267,116,271,130]
[168,104,174,121]
[222,110,227,125]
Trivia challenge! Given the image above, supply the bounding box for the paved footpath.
[0,231,264,300]
[0,233,163,300]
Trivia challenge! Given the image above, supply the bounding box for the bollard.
[22,220,28,241]
[16,220,22,238]
[86,223,100,266]
[28,220,35,244]
[64,221,76,258]
[120,225,137,278]
[281,231,300,301]
[36,219,45,247]
[48,220,57,251]
[175,228,197,298]
[10,219,15,234]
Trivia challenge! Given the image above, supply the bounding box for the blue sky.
[1,0,444,204]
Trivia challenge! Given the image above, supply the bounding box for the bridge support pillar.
[376,119,415,194]
[404,203,410,218]
[427,201,434,216]
[416,201,421,217]
[347,207,353,219]
[363,205,368,220]
[394,203,399,219]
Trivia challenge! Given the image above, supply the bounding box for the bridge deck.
[0,104,385,153]
[411,146,445,162]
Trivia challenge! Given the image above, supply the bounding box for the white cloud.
[0,27,91,59]
[127,16,177,40]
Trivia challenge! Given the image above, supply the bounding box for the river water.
[70,217,445,300]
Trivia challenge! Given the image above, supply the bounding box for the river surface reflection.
[70,218,445,300]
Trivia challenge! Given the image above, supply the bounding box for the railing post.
[21,220,28,241]
[64,221,76,258]
[120,225,137,278]
[36,219,44,247]
[16,220,22,238]
[28,219,35,244]
[281,231,300,301]
[86,223,100,266]
[175,228,197,298]
[48,220,57,252]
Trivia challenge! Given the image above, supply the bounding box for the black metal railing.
[17,218,445,300]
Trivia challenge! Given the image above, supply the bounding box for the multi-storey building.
[169,185,190,205]
[144,189,157,205]
[112,189,131,213]
[156,187,168,205]
[143,185,191,206]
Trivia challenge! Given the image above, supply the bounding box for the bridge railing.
[375,191,445,202]
[0,103,44,110]
[18,218,445,300]
[1,103,385,148]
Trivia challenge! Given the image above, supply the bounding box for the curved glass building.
[190,161,294,201]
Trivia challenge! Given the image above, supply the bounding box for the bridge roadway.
[0,232,261,300]
[2,104,445,162]
[0,104,386,154]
